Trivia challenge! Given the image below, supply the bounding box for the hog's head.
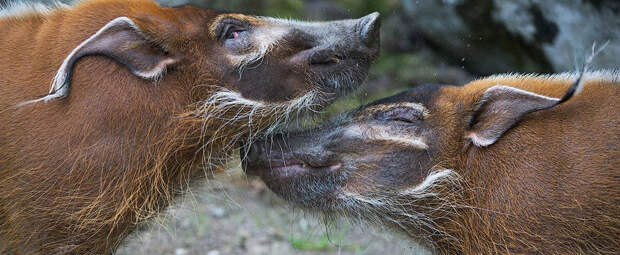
[19,0,380,162]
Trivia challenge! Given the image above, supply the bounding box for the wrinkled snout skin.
[215,11,381,104]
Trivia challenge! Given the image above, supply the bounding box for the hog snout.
[358,12,381,49]
[290,12,381,68]
[242,136,341,179]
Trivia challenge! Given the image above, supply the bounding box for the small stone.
[209,207,227,218]
[175,248,188,255]
[299,218,309,231]
[206,250,220,255]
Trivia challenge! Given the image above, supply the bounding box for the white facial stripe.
[204,88,320,111]
[228,23,288,69]
[379,136,429,149]
[264,16,362,52]
[344,125,428,150]
[197,88,321,133]
[265,17,346,26]
[397,102,430,118]
[364,102,430,119]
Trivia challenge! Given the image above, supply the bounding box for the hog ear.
[466,85,560,147]
[20,17,177,106]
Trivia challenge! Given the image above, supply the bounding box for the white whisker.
[334,168,464,251]
[189,86,326,169]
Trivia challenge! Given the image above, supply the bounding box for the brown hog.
[0,0,380,253]
[244,71,619,254]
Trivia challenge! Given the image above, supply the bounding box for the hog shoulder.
[445,72,619,254]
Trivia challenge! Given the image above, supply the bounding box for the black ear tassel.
[557,41,609,105]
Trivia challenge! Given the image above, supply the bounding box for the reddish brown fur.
[0,1,223,254]
[0,0,382,253]
[430,75,619,254]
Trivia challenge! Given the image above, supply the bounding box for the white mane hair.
[192,86,326,168]
[485,69,620,84]
[0,0,75,18]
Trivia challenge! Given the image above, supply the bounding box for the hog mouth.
[310,63,373,100]
[188,69,369,171]
[243,139,466,246]
[241,141,349,209]
[244,158,343,179]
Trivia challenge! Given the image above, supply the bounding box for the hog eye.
[218,20,248,41]
[224,27,246,40]
[379,106,423,124]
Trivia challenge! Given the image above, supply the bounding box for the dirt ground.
[116,165,431,255]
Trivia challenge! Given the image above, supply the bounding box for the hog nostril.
[358,12,381,49]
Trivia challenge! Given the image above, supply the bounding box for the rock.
[175,248,188,255]
[298,218,310,232]
[208,206,227,219]
[206,250,220,255]
[381,13,426,53]
[491,0,619,72]
[400,0,620,74]
[244,236,272,255]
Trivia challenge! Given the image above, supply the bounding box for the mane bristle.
[0,0,73,18]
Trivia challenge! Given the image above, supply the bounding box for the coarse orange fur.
[0,1,228,253]
[0,0,380,253]
[433,73,619,254]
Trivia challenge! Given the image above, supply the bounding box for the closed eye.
[390,117,419,124]
[378,106,424,124]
